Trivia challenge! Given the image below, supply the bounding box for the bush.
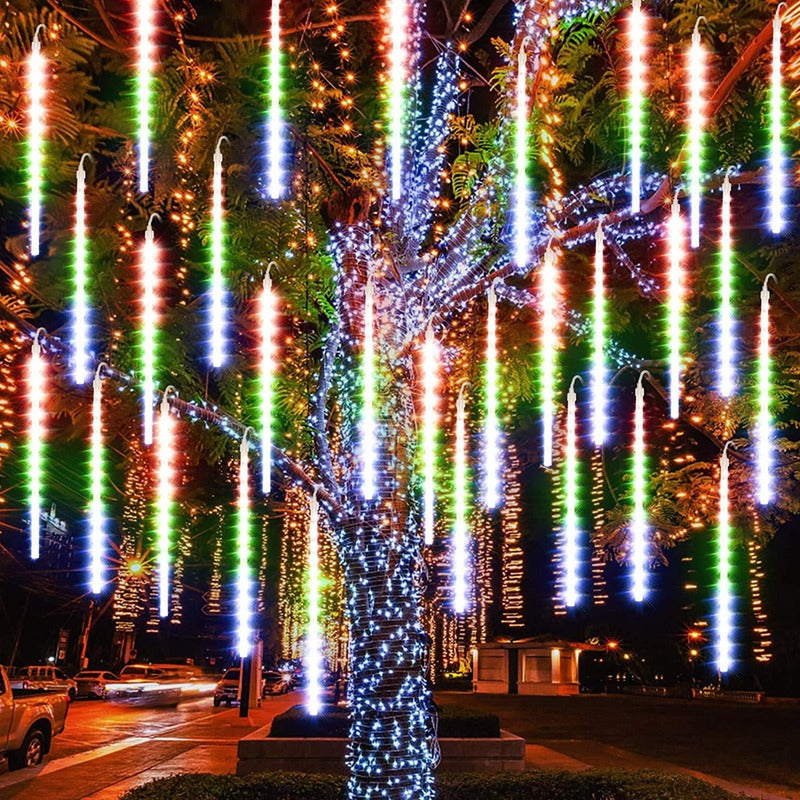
[123,770,739,800]
[269,703,500,739]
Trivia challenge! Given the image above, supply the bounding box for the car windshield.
[223,670,240,681]
[77,672,102,678]
[263,673,282,683]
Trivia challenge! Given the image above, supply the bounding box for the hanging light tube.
[28,328,47,560]
[307,487,322,715]
[629,0,645,214]
[422,324,438,545]
[769,5,786,235]
[757,274,776,505]
[261,265,276,494]
[28,25,46,257]
[136,0,155,193]
[591,223,607,445]
[237,429,253,657]
[210,137,228,368]
[564,375,583,608]
[632,370,649,602]
[484,280,501,508]
[362,276,377,500]
[515,46,529,269]
[668,192,684,419]
[541,244,559,468]
[717,441,734,673]
[453,383,470,613]
[388,0,407,200]
[688,18,706,249]
[74,153,91,385]
[268,0,283,199]
[90,364,107,594]
[141,214,159,446]
[719,172,735,398]
[156,388,176,617]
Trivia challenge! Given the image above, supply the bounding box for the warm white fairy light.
[668,192,684,419]
[719,172,735,398]
[307,487,322,715]
[362,276,377,500]
[688,18,706,249]
[74,154,91,385]
[210,137,227,368]
[28,329,46,561]
[564,376,582,608]
[632,371,649,602]
[90,364,106,593]
[591,223,607,445]
[261,266,276,494]
[28,25,45,257]
[237,429,253,657]
[141,215,159,446]
[757,274,776,506]
[515,46,529,269]
[422,324,438,545]
[629,0,645,214]
[453,383,470,614]
[541,244,559,468]
[770,5,786,235]
[388,0,407,200]
[484,281,500,508]
[717,441,734,673]
[156,389,175,617]
[136,0,155,193]
[268,0,283,199]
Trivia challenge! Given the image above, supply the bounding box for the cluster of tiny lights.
[591,224,607,445]
[210,138,227,368]
[541,245,559,468]
[28,331,46,560]
[632,372,648,602]
[688,19,705,249]
[422,324,438,545]
[261,269,276,494]
[268,0,283,199]
[237,431,253,657]
[668,193,684,419]
[719,173,735,397]
[563,376,581,607]
[156,391,175,617]
[141,216,159,446]
[74,154,91,385]
[453,384,470,613]
[770,7,785,234]
[307,488,322,715]
[515,47,529,269]
[90,366,106,593]
[717,442,734,672]
[362,277,376,500]
[388,0,407,200]
[28,26,45,257]
[629,0,645,214]
[136,0,155,193]
[757,275,776,505]
[484,282,500,508]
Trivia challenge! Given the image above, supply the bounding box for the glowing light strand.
[629,0,645,214]
[484,281,500,508]
[28,25,45,257]
[28,329,46,560]
[307,487,322,715]
[90,364,107,593]
[453,383,470,613]
[388,0,407,200]
[564,376,583,607]
[237,429,253,657]
[362,276,376,500]
[422,324,438,545]
[136,0,155,193]
[632,371,649,602]
[515,46,529,269]
[591,223,607,445]
[268,0,283,199]
[688,18,706,249]
[74,154,91,385]
[141,214,159,446]
[541,244,559,468]
[156,388,175,617]
[668,192,684,419]
[719,172,735,397]
[261,265,276,494]
[770,5,786,234]
[210,137,228,368]
[717,441,734,673]
[757,274,776,505]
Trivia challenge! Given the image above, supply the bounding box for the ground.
[1,690,798,799]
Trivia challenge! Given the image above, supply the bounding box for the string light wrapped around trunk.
[362,276,377,500]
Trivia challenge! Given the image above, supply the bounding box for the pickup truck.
[0,665,68,770]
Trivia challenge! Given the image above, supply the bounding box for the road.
[0,691,301,800]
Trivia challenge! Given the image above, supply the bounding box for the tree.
[2,0,800,797]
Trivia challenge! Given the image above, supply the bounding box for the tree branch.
[44,0,125,52]
[463,0,510,45]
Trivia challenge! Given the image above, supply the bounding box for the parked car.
[9,666,78,700]
[213,668,240,706]
[73,671,119,699]
[0,665,69,770]
[262,670,292,696]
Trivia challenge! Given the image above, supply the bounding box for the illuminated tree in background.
[3,0,800,797]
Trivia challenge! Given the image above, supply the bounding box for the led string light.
[261,264,276,494]
[28,328,47,560]
[268,0,283,199]
[28,25,46,257]
[307,486,322,715]
[237,428,254,657]
[757,274,777,505]
[719,171,735,397]
[515,45,529,269]
[453,383,470,614]
[141,214,160,446]
[362,275,377,500]
[591,223,607,445]
[717,441,734,673]
[388,0,408,200]
[632,370,650,602]
[541,244,559,468]
[563,375,583,608]
[629,0,645,214]
[769,4,787,234]
[156,387,176,617]
[136,0,155,193]
[484,281,500,508]
[74,154,92,385]
[688,18,706,249]
[90,364,108,593]
[422,324,438,545]
[668,192,684,419]
[210,136,228,368]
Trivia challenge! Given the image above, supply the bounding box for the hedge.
[268,703,501,739]
[123,770,740,800]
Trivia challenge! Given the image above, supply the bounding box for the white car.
[74,670,119,699]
